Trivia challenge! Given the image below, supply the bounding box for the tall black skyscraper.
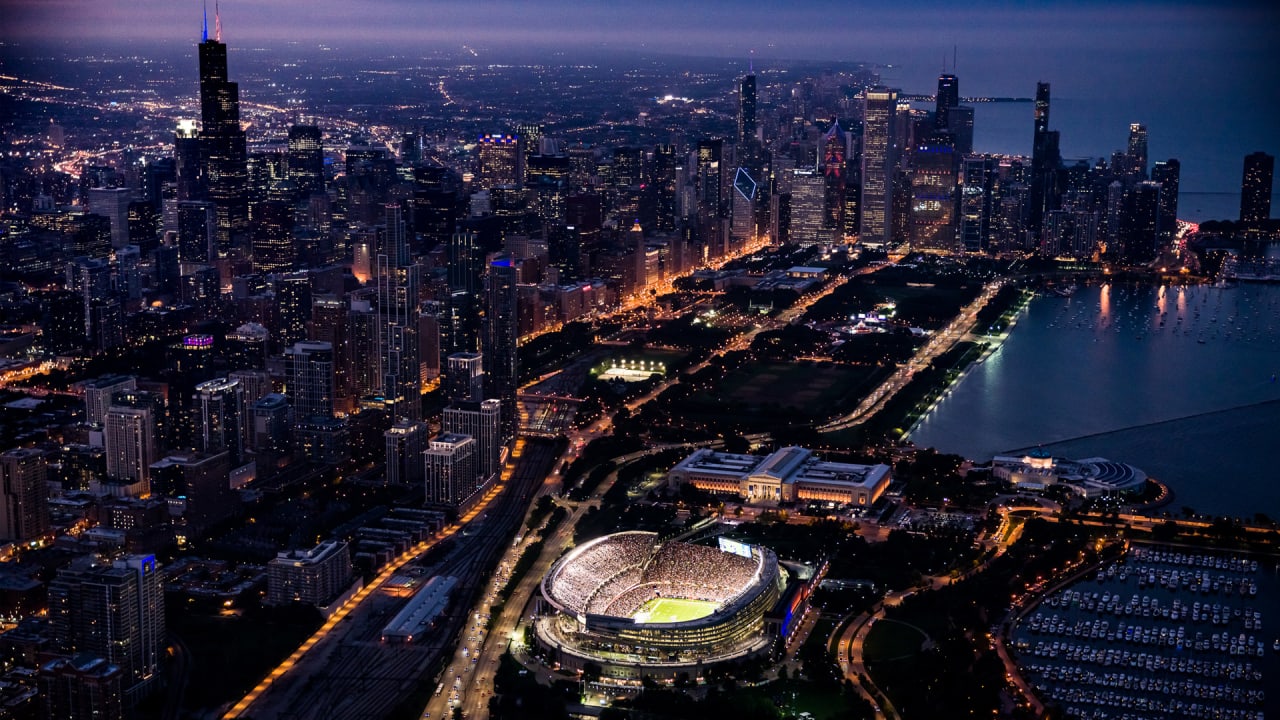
[483,258,519,442]
[1127,123,1149,179]
[738,74,757,148]
[1151,159,1181,249]
[1240,152,1274,224]
[198,9,249,258]
[935,73,959,131]
[444,231,482,357]
[1029,82,1061,237]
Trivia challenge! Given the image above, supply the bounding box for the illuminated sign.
[718,537,753,559]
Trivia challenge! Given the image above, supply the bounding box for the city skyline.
[1,3,1279,719]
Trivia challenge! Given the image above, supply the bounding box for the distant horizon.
[4,1,1278,196]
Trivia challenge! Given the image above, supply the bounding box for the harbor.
[1011,545,1278,719]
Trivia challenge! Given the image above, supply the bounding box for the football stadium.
[534,531,786,680]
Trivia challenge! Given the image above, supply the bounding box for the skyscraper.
[174,118,205,202]
[696,139,724,221]
[104,391,164,497]
[177,200,217,265]
[425,433,477,506]
[48,555,165,701]
[483,258,519,441]
[286,124,324,198]
[738,74,757,148]
[286,341,346,464]
[285,340,335,423]
[251,200,295,274]
[789,170,826,246]
[0,448,50,543]
[1127,123,1149,179]
[1240,151,1274,224]
[1029,82,1061,237]
[934,73,959,132]
[445,352,485,406]
[377,204,421,420]
[909,132,960,253]
[385,419,430,485]
[822,122,846,233]
[477,134,522,189]
[442,398,503,486]
[860,86,899,246]
[959,156,996,254]
[1151,159,1181,250]
[444,231,483,357]
[197,12,249,257]
[194,377,244,464]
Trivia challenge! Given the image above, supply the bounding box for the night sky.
[4,0,1278,192]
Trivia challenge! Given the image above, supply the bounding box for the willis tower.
[198,5,249,259]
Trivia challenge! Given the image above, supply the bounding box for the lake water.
[907,283,1280,518]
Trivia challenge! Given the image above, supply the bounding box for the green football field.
[632,597,717,624]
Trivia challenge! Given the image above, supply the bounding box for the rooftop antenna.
[749,49,754,74]
[954,44,957,72]
[215,0,222,43]
[202,0,208,42]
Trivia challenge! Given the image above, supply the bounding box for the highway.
[223,438,557,720]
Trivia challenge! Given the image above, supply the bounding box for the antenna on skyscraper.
[749,49,754,74]
[954,44,958,72]
[202,0,209,42]
[215,0,222,42]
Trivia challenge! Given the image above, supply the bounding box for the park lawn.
[863,618,928,663]
[717,361,882,414]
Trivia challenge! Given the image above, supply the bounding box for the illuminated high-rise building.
[273,273,311,349]
[377,203,421,420]
[909,132,959,253]
[860,86,899,246]
[87,187,133,250]
[0,448,50,543]
[251,200,295,274]
[822,122,846,233]
[195,377,244,464]
[176,201,217,265]
[483,258,519,441]
[444,231,483,357]
[934,73,959,132]
[286,124,324,198]
[696,139,724,220]
[198,11,249,257]
[103,390,165,497]
[959,156,996,254]
[738,74,757,148]
[1151,159,1180,249]
[48,555,165,702]
[1029,82,1061,236]
[174,118,205,202]
[1240,151,1274,224]
[790,170,826,246]
[1127,123,1149,179]
[477,134,522,189]
[384,419,429,485]
[442,399,502,485]
[445,352,485,406]
[285,340,335,423]
[424,433,477,506]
